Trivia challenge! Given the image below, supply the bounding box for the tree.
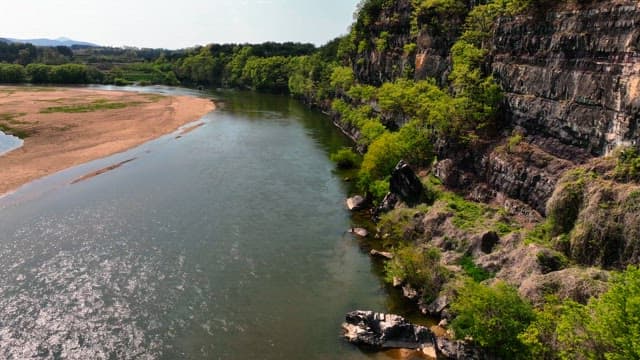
[241,56,291,93]
[450,280,535,358]
[591,266,640,359]
[0,64,26,83]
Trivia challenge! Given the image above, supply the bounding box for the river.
[0,87,407,359]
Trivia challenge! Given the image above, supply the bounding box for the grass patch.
[0,112,27,123]
[0,123,30,138]
[40,99,140,114]
[459,255,493,282]
[142,93,166,102]
[0,112,30,138]
[440,191,490,231]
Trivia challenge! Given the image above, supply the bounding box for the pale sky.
[1,0,360,49]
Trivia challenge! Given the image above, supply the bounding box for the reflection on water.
[0,130,23,156]
[0,87,401,359]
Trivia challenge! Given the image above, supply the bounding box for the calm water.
[0,87,397,359]
[0,130,23,156]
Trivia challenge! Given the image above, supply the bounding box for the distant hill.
[0,37,98,47]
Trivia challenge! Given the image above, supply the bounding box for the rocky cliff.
[351,0,640,214]
[492,1,640,156]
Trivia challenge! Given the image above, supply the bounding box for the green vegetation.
[521,266,640,359]
[0,112,30,138]
[0,64,26,83]
[614,146,640,182]
[330,148,360,169]
[451,280,535,358]
[459,255,493,282]
[384,245,450,302]
[40,99,137,113]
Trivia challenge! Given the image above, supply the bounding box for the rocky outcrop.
[435,336,484,360]
[519,267,609,306]
[390,160,424,205]
[492,1,640,156]
[480,140,575,214]
[352,0,414,86]
[342,310,435,350]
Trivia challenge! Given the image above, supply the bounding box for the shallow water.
[0,130,23,156]
[0,87,401,359]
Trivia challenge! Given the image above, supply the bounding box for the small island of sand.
[0,86,215,196]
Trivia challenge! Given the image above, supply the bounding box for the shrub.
[614,147,640,182]
[385,246,449,303]
[546,169,589,236]
[330,148,360,169]
[451,280,535,358]
[521,266,640,359]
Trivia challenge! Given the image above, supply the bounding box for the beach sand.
[0,86,215,196]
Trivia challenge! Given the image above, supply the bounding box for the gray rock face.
[435,336,484,360]
[390,160,423,206]
[342,310,434,350]
[492,1,640,155]
[480,142,575,214]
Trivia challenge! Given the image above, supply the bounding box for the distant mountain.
[1,37,98,47]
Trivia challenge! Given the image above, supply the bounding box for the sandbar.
[0,86,215,196]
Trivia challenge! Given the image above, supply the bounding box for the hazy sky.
[1,0,360,49]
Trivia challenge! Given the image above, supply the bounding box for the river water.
[0,130,23,156]
[0,87,399,359]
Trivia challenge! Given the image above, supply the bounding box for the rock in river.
[346,195,366,211]
[349,227,369,237]
[342,310,435,350]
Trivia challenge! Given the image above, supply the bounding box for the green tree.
[359,131,407,191]
[591,266,640,359]
[0,64,26,83]
[450,281,535,358]
[241,56,291,93]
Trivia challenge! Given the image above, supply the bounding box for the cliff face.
[352,0,414,86]
[352,0,640,213]
[492,1,640,156]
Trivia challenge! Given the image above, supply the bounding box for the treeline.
[0,41,320,89]
[0,41,74,65]
[0,63,103,84]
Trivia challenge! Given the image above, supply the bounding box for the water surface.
[0,130,23,156]
[0,87,394,359]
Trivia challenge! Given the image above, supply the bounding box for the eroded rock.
[370,249,394,260]
[349,228,369,237]
[346,195,366,211]
[390,160,423,206]
[342,310,435,350]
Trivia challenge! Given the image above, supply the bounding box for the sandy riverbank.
[0,86,215,196]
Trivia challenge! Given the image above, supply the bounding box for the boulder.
[370,249,394,260]
[374,192,399,218]
[424,294,449,317]
[342,310,435,350]
[390,160,423,206]
[349,228,369,237]
[480,231,500,254]
[346,195,366,211]
[402,284,418,300]
[435,337,483,360]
